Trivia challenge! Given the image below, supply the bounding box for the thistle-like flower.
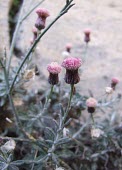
[86,97,97,113]
[35,8,50,30]
[47,62,61,85]
[84,29,91,44]
[62,57,82,84]
[111,77,119,90]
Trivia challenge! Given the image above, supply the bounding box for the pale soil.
[0,0,122,107]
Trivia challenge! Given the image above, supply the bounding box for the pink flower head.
[86,97,97,108]
[84,29,91,35]
[111,77,119,84]
[36,8,50,18]
[62,57,82,70]
[66,43,72,49]
[47,62,61,74]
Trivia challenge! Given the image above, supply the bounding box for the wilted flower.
[62,57,82,84]
[35,8,50,30]
[91,127,104,138]
[105,87,113,94]
[86,97,97,113]
[63,127,69,137]
[23,69,35,80]
[111,77,119,90]
[1,139,16,152]
[47,62,61,85]
[84,29,91,43]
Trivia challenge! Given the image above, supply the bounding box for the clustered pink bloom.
[86,97,97,113]
[84,29,91,43]
[62,57,82,84]
[111,77,119,90]
[35,8,50,30]
[30,27,38,45]
[66,43,72,53]
[47,62,61,85]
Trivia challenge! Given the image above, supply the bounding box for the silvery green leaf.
[0,163,8,170]
[8,165,19,170]
[11,160,25,166]
[0,155,6,162]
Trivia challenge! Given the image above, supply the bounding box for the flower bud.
[111,77,119,90]
[86,97,97,113]
[47,62,61,85]
[35,8,50,30]
[62,57,82,84]
[66,43,72,53]
[84,29,91,43]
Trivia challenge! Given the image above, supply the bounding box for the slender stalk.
[91,113,95,125]
[31,85,54,123]
[44,85,54,109]
[9,0,75,93]
[63,84,74,122]
[7,0,26,74]
[31,149,38,170]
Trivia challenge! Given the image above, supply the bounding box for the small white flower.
[1,139,16,152]
[91,128,104,138]
[63,127,69,137]
[62,51,70,58]
[56,167,64,170]
[105,87,113,94]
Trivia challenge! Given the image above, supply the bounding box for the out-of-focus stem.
[7,0,45,74]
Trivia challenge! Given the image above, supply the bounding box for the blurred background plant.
[0,0,122,170]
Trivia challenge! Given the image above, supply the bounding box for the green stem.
[9,0,75,93]
[91,113,95,125]
[47,85,54,104]
[43,85,54,109]
[63,84,74,123]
